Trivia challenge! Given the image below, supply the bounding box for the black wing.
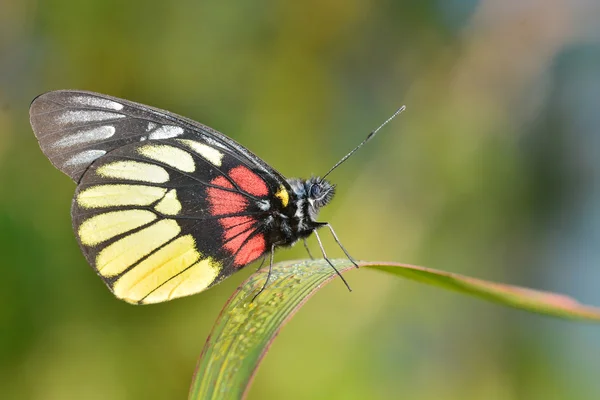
[29,90,287,185]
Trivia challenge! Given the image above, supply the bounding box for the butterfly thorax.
[266,177,335,247]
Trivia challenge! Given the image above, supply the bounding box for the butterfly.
[29,90,404,304]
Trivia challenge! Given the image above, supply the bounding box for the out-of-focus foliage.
[1,1,599,399]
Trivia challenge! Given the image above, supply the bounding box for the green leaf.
[189,260,600,399]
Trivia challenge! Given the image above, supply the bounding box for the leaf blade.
[189,259,353,400]
[189,260,600,399]
[364,262,600,322]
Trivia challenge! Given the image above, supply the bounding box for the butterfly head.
[287,177,336,222]
[306,177,336,210]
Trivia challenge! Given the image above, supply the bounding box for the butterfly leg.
[252,244,276,302]
[313,229,353,292]
[325,223,359,269]
[256,254,267,271]
[303,238,314,260]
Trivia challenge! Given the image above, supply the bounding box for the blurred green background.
[2,1,600,399]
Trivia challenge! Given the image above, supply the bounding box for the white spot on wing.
[138,144,195,173]
[146,122,157,132]
[58,110,125,124]
[64,149,106,166]
[70,96,124,110]
[202,136,228,150]
[176,139,224,166]
[54,126,116,148]
[148,125,185,140]
[96,160,169,183]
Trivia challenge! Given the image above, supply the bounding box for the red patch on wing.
[209,173,267,266]
[207,176,248,215]
[211,176,233,189]
[221,216,255,240]
[220,216,254,229]
[224,229,253,254]
[229,166,269,196]
[234,235,266,266]
[219,216,264,266]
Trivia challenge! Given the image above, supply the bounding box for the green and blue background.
[1,1,600,399]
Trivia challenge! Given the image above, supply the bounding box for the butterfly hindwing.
[71,138,286,303]
[30,91,294,304]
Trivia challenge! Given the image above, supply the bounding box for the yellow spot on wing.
[138,144,195,173]
[275,186,289,207]
[154,189,181,215]
[96,161,169,183]
[96,219,180,276]
[177,139,224,166]
[113,234,200,303]
[77,184,166,209]
[141,258,220,304]
[78,210,157,246]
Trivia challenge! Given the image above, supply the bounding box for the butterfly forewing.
[29,90,285,183]
[30,91,294,304]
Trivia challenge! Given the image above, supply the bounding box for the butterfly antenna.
[321,105,406,181]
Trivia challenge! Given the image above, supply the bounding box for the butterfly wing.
[30,90,293,304]
[29,90,284,183]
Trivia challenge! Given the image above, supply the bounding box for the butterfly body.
[30,90,344,304]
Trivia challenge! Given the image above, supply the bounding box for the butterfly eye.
[310,184,322,198]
